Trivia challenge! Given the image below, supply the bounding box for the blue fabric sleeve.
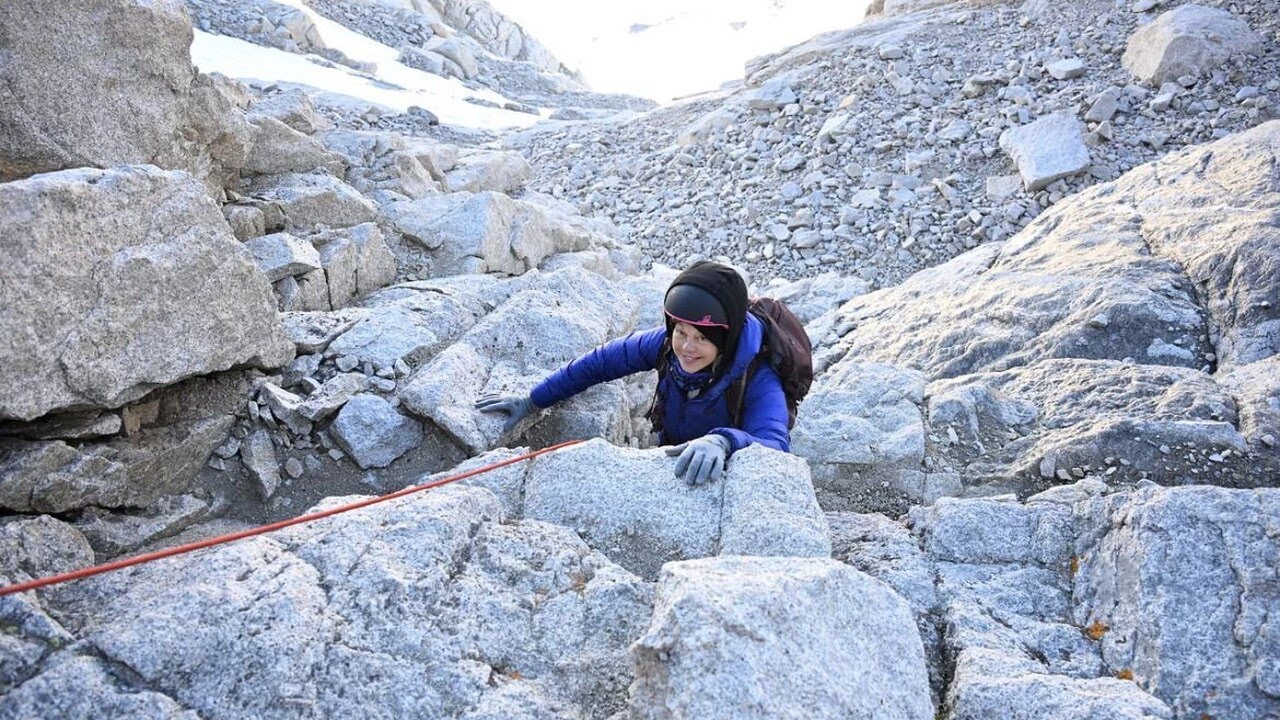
[529,327,667,408]
[709,363,791,454]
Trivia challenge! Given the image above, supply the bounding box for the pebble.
[336,355,360,372]
[1234,86,1260,102]
[878,44,905,60]
[285,458,305,479]
[1046,58,1085,80]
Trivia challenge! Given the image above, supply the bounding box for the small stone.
[985,175,1022,200]
[1046,58,1086,80]
[878,44,904,60]
[284,458,304,479]
[998,113,1091,191]
[213,438,242,459]
[777,153,806,172]
[1234,86,1260,103]
[1085,87,1122,122]
[336,355,360,372]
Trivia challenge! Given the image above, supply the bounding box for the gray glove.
[664,433,732,486]
[475,393,537,432]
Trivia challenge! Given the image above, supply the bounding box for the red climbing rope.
[0,439,584,597]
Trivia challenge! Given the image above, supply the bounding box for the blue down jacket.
[529,313,790,453]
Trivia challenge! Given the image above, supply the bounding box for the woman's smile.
[672,322,719,373]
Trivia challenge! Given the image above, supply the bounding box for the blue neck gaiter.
[667,352,715,398]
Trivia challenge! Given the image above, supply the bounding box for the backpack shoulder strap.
[725,357,759,429]
[646,337,672,434]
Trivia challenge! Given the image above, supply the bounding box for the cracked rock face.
[1073,486,1280,719]
[803,121,1280,509]
[828,482,1280,720]
[399,268,645,454]
[630,556,933,720]
[2,486,654,720]
[0,167,293,422]
[477,438,831,581]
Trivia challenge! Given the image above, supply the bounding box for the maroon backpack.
[727,297,814,429]
[649,296,814,433]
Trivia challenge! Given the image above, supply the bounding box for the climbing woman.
[475,260,792,486]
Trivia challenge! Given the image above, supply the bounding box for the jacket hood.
[702,313,764,399]
[664,261,749,375]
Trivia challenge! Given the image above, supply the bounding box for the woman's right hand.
[474,394,536,432]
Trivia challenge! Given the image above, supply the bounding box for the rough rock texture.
[247,172,378,231]
[1,486,654,720]
[630,556,934,720]
[244,232,323,282]
[0,166,293,421]
[793,361,930,513]
[0,516,95,698]
[323,273,513,372]
[911,490,1174,720]
[320,129,444,202]
[329,393,424,469]
[1073,486,1280,719]
[73,492,225,558]
[0,0,250,191]
[807,121,1280,506]
[443,150,532,194]
[925,359,1255,496]
[524,440,721,581]
[1122,4,1264,85]
[385,190,605,278]
[826,511,945,696]
[243,116,343,176]
[715,444,831,559]
[0,416,233,513]
[0,655,199,720]
[522,440,830,581]
[186,0,329,55]
[399,268,643,454]
[425,0,570,75]
[248,88,325,135]
[998,112,1091,191]
[0,372,254,513]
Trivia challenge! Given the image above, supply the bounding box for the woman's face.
[671,322,719,373]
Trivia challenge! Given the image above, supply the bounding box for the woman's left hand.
[664,434,731,486]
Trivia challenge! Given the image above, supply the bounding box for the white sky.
[485,0,873,102]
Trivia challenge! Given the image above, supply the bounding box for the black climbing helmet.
[664,284,730,329]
